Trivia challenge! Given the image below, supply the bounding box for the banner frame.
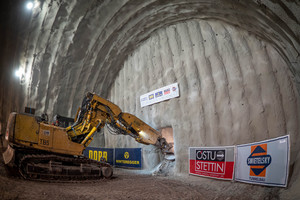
[235,135,290,187]
[114,147,143,169]
[189,145,235,181]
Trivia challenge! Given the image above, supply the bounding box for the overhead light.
[26,1,39,10]
[15,68,24,78]
[26,2,34,10]
[15,68,27,85]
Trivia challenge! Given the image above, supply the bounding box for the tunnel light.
[15,68,24,78]
[15,68,27,85]
[26,1,39,10]
[26,2,34,10]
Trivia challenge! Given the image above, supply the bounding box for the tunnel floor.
[0,137,279,200]
[0,161,280,200]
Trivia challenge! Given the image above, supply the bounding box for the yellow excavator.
[2,92,171,181]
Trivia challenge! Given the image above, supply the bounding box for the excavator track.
[18,154,113,182]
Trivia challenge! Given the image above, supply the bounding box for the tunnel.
[0,0,299,199]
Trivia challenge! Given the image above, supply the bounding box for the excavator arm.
[66,92,171,153]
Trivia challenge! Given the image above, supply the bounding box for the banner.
[115,148,142,169]
[235,135,290,187]
[189,146,235,180]
[140,83,179,107]
[83,147,114,165]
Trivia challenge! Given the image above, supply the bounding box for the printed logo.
[155,91,163,98]
[141,96,147,102]
[216,151,225,161]
[172,87,177,91]
[164,88,170,95]
[247,144,272,177]
[195,150,226,174]
[43,130,50,136]
[196,150,225,162]
[149,94,154,100]
[124,152,129,159]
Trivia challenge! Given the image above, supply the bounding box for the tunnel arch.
[15,0,298,118]
[0,0,299,198]
[104,19,299,175]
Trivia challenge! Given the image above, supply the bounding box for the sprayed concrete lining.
[0,0,300,199]
[102,19,300,198]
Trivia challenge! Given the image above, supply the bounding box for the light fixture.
[15,68,24,78]
[26,1,39,10]
[15,68,27,85]
[26,2,34,10]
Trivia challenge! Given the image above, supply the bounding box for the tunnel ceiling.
[0,0,299,118]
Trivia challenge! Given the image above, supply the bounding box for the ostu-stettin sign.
[189,146,235,180]
[235,135,290,187]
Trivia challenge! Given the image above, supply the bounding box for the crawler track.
[18,154,113,182]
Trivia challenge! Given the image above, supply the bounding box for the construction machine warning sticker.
[235,135,290,187]
[189,146,234,180]
[43,130,50,136]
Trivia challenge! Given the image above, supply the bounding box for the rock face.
[0,0,300,198]
[105,19,300,176]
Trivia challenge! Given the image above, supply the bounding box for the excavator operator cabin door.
[161,127,174,154]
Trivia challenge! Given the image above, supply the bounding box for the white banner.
[140,83,179,107]
[235,135,290,187]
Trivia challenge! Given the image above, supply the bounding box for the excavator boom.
[66,92,171,152]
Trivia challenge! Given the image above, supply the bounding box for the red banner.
[189,147,235,180]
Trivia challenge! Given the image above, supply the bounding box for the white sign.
[235,135,290,187]
[140,83,179,107]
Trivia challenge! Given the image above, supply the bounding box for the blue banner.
[115,148,142,169]
[83,147,114,165]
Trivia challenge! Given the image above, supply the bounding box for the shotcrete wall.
[104,19,300,189]
[1,0,300,199]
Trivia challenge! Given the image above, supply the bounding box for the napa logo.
[247,144,272,177]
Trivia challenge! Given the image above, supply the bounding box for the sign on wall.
[115,148,142,169]
[140,83,179,107]
[83,147,114,165]
[235,135,290,187]
[84,147,142,169]
[189,146,235,180]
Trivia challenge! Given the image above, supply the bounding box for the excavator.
[2,92,172,181]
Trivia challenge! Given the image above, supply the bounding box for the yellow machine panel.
[51,127,84,155]
[15,114,39,144]
[38,123,84,156]
[121,113,161,145]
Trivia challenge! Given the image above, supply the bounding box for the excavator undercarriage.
[4,144,113,182]
[18,153,112,181]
